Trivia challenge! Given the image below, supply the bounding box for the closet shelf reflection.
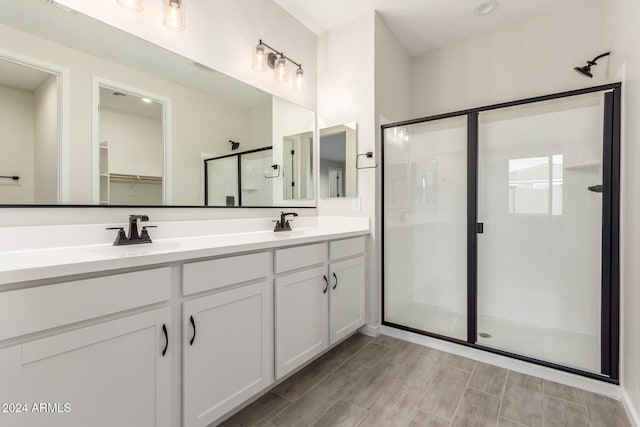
[109,174,163,182]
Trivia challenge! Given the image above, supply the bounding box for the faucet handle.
[106,227,128,246]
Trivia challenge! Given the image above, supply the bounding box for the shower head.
[229,140,240,150]
[574,52,611,78]
[574,65,593,78]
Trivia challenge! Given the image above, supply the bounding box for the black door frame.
[380,82,621,383]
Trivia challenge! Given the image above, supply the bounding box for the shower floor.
[386,302,600,373]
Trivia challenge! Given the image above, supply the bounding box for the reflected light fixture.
[117,0,143,12]
[574,52,611,78]
[163,0,185,31]
[253,39,303,91]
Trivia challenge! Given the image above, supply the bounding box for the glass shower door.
[383,116,468,340]
[476,93,605,372]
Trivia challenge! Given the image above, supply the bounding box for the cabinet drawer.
[182,252,270,296]
[274,242,327,274]
[0,267,171,342]
[329,236,366,260]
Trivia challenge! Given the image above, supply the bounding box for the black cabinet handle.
[189,315,196,346]
[162,324,168,357]
[323,275,328,294]
[332,272,338,290]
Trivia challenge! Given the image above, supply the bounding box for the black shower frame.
[380,82,622,384]
[203,146,273,207]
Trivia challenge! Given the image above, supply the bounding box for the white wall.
[0,84,34,203]
[33,75,58,204]
[99,109,163,177]
[317,12,411,326]
[608,0,640,422]
[411,0,612,118]
[55,0,317,112]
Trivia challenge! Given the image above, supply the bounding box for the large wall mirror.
[0,0,315,207]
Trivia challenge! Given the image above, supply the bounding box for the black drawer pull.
[332,272,338,290]
[162,324,168,357]
[323,275,328,294]
[189,315,196,346]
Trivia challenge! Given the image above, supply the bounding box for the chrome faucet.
[106,215,156,245]
[273,212,298,232]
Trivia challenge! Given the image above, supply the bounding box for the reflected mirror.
[0,0,315,207]
[319,123,357,198]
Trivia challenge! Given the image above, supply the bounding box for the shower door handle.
[588,184,603,193]
[476,223,484,234]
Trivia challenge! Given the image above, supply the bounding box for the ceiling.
[0,59,54,91]
[99,86,163,119]
[273,0,581,56]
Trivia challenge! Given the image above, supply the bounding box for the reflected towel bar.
[0,175,19,181]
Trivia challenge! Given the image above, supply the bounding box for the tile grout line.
[495,370,508,427]
[446,362,477,427]
[264,337,370,426]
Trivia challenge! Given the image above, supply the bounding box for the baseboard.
[359,323,380,337]
[379,325,621,400]
[622,387,640,427]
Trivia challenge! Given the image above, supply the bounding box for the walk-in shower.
[382,83,621,381]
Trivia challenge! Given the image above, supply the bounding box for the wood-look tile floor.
[220,334,631,427]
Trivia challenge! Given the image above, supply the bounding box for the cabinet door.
[183,281,273,427]
[329,256,366,345]
[275,266,329,379]
[16,308,171,427]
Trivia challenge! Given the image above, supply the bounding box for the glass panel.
[206,157,238,206]
[241,150,273,207]
[384,116,468,340]
[477,93,604,372]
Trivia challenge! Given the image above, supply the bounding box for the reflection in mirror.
[204,147,276,207]
[283,131,313,200]
[205,155,239,206]
[0,56,60,204]
[319,123,357,198]
[98,85,165,205]
[0,0,316,207]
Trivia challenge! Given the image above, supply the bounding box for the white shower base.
[386,302,600,373]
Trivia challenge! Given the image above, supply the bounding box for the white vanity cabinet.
[328,237,366,345]
[182,253,273,427]
[0,268,172,427]
[274,237,366,379]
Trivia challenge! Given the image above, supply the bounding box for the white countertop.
[0,216,369,285]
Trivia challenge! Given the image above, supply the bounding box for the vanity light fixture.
[117,0,185,31]
[117,0,143,12]
[574,52,611,78]
[253,40,303,90]
[163,0,185,32]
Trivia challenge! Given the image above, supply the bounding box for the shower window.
[508,155,563,216]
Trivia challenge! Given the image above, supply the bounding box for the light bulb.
[163,0,185,31]
[252,44,267,72]
[117,0,143,12]
[293,67,304,91]
[274,56,288,82]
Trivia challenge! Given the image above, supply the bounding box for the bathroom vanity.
[0,216,369,427]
